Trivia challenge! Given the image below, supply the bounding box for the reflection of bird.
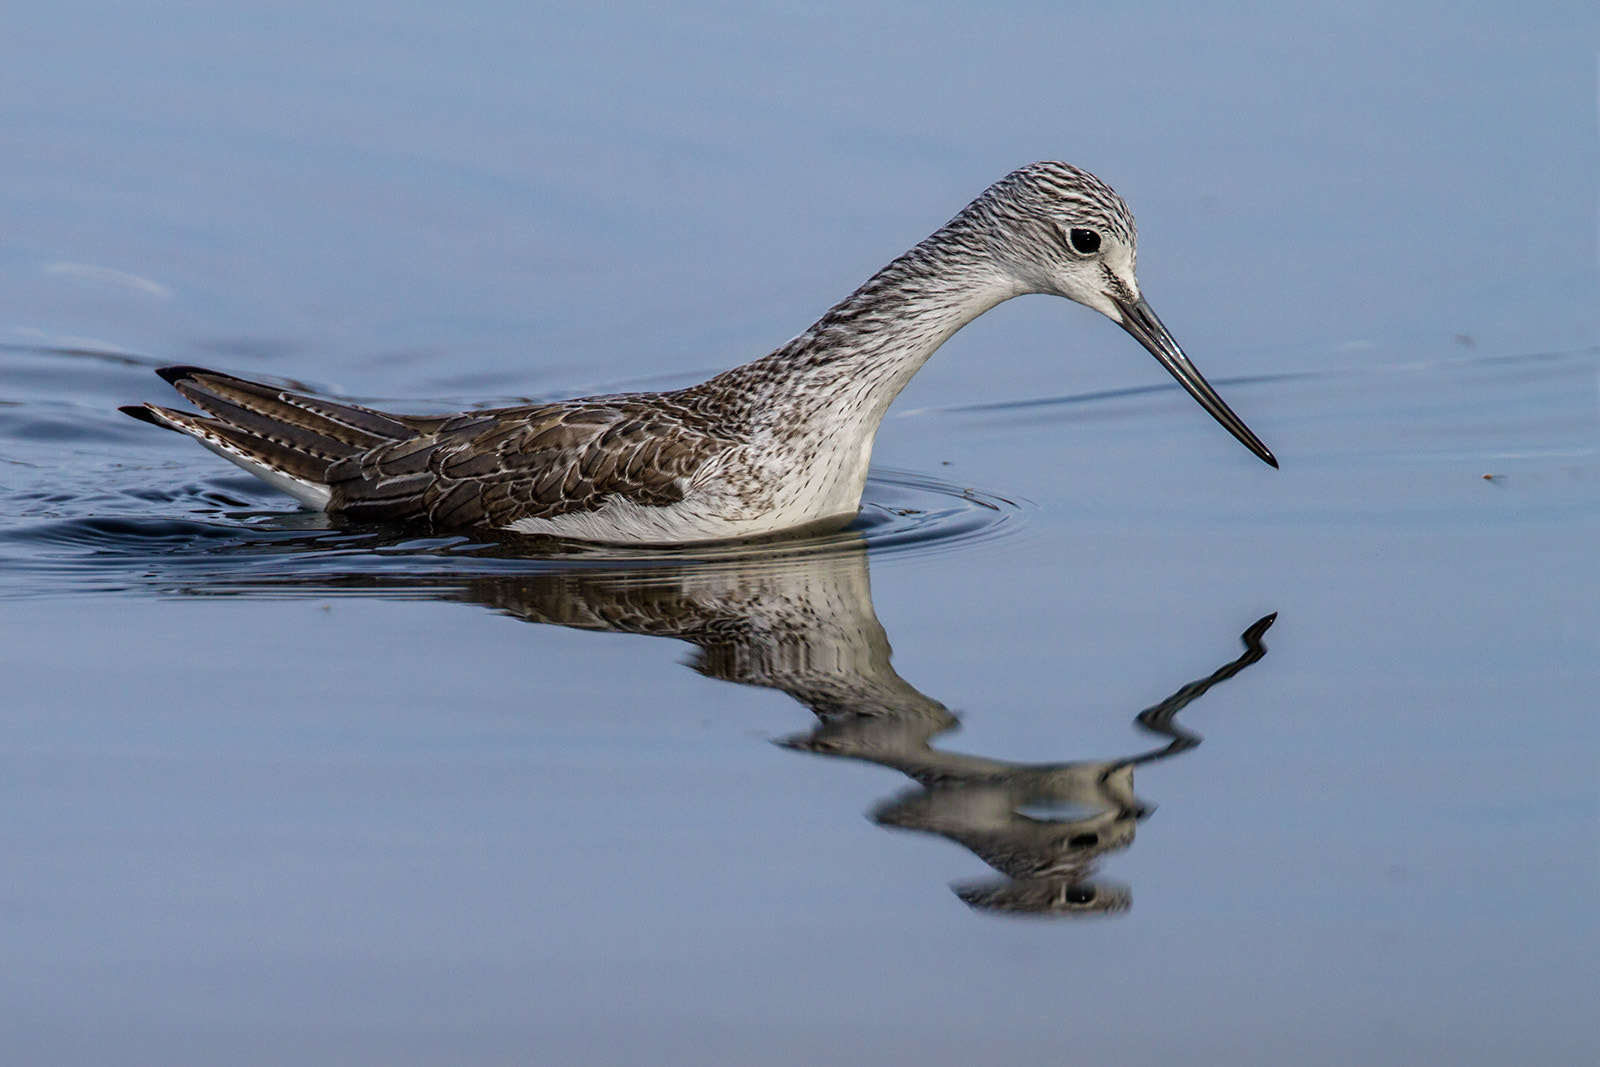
[140,530,1271,917]
[123,162,1275,545]
[329,546,1269,918]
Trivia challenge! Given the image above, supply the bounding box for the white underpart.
[509,457,867,544]
[195,436,333,509]
[506,451,752,543]
[507,487,770,543]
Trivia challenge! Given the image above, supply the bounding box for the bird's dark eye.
[1068,228,1101,255]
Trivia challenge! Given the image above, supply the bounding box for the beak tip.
[1114,295,1279,472]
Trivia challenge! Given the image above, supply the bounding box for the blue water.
[2,3,1597,1064]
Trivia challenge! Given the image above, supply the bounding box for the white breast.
[506,409,878,545]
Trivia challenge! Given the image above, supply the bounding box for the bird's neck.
[705,215,1024,430]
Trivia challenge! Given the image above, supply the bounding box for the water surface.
[1,3,1596,1064]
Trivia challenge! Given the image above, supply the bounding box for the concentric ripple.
[0,466,1029,598]
[0,342,1036,597]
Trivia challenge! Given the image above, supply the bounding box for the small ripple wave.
[0,467,1031,598]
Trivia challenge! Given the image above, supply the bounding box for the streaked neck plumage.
[702,197,1026,435]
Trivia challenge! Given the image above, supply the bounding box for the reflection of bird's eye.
[1066,885,1096,905]
[1068,832,1099,849]
[1068,228,1101,255]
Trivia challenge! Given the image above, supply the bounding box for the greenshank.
[123,162,1276,544]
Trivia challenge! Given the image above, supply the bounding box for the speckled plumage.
[124,162,1274,543]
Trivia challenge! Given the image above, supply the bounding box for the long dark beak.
[1113,294,1277,468]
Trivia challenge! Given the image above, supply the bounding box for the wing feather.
[127,366,738,531]
[329,399,732,527]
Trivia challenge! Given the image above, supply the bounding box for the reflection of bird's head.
[956,877,1132,917]
[871,775,1144,883]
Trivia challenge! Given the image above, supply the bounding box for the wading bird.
[124,162,1275,544]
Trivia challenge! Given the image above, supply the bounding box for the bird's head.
[978,162,1277,468]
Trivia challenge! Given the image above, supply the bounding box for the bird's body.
[124,162,1275,545]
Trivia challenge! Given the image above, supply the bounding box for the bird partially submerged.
[123,162,1276,545]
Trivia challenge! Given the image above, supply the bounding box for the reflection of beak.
[1113,294,1278,468]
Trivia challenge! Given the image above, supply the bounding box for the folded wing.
[124,366,731,528]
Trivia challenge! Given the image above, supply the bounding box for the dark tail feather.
[125,366,420,488]
[119,404,172,428]
[160,366,413,449]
